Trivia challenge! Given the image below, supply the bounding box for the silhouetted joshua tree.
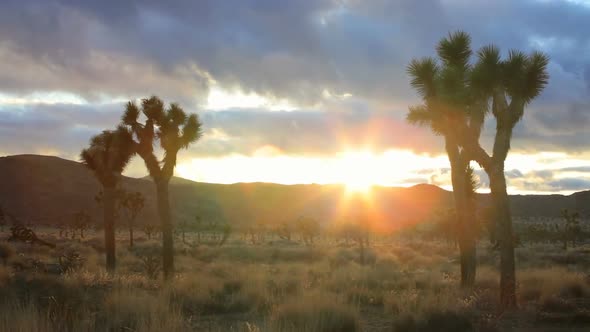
[561,209,580,250]
[408,31,549,307]
[71,210,92,239]
[463,44,549,308]
[0,205,5,232]
[80,126,135,272]
[119,190,145,248]
[121,96,202,279]
[406,32,481,287]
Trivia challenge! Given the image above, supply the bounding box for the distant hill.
[0,155,587,230]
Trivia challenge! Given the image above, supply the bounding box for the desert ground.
[1,218,589,332]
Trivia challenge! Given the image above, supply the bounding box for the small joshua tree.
[121,96,202,279]
[71,210,92,239]
[81,126,135,272]
[0,242,15,266]
[296,216,321,246]
[275,220,293,241]
[561,209,581,250]
[119,190,145,248]
[0,205,6,232]
[143,224,158,240]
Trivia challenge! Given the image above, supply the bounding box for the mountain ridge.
[0,154,587,229]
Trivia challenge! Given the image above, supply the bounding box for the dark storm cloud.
[0,0,589,156]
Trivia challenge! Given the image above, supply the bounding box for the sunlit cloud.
[205,85,297,111]
[0,92,87,105]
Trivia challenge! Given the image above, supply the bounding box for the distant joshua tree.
[119,190,145,248]
[80,126,135,272]
[0,205,5,232]
[560,209,581,250]
[143,223,159,240]
[335,221,370,265]
[275,220,294,241]
[295,216,321,246]
[435,208,458,247]
[71,210,92,239]
[122,96,202,279]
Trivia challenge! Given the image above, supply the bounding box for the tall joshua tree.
[406,31,479,287]
[122,96,202,279]
[464,45,549,308]
[81,126,134,272]
[408,31,549,306]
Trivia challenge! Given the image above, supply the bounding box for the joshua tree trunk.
[103,185,116,273]
[489,166,516,307]
[129,226,134,248]
[359,238,365,265]
[447,139,477,288]
[490,118,517,308]
[156,179,174,279]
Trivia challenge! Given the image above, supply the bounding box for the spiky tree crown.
[80,126,135,187]
[121,96,203,180]
[406,31,549,135]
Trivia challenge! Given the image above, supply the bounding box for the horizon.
[2,153,586,197]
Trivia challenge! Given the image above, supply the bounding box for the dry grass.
[0,230,589,331]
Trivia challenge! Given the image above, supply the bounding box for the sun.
[338,150,379,194]
[344,178,374,194]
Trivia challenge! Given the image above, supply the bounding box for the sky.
[0,0,589,195]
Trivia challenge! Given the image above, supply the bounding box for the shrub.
[58,249,85,273]
[271,295,360,332]
[0,242,15,266]
[392,311,474,332]
[132,244,161,279]
[98,289,186,331]
[9,274,91,331]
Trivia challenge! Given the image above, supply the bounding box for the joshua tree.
[275,220,293,241]
[434,208,458,247]
[407,31,549,306]
[80,126,135,272]
[336,221,370,264]
[121,96,202,279]
[295,216,321,246]
[119,190,145,248]
[143,223,158,240]
[462,45,549,308]
[177,218,191,244]
[194,215,203,243]
[561,209,580,249]
[0,205,5,232]
[71,210,92,239]
[406,32,481,287]
[0,242,15,266]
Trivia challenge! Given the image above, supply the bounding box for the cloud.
[0,100,442,158]
[1,0,588,107]
[0,0,589,188]
[0,102,122,158]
